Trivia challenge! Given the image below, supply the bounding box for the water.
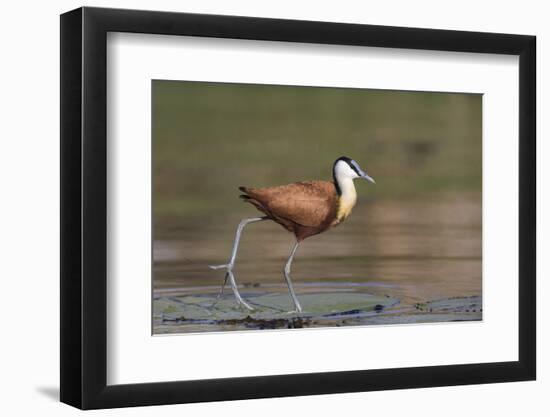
[153,193,481,333]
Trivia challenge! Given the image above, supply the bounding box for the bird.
[209,156,375,313]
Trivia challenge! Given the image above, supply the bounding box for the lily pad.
[153,291,399,332]
[152,284,482,334]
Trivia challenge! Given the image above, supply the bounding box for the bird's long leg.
[209,217,266,310]
[283,241,303,313]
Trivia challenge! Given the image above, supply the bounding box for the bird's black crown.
[333,156,361,176]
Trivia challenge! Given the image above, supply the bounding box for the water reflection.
[154,193,481,310]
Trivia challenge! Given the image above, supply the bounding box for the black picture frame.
[60,6,536,410]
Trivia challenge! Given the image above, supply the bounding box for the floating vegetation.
[153,284,482,334]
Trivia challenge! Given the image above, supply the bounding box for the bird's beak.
[362,173,376,184]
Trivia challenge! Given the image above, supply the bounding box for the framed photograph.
[60,6,536,409]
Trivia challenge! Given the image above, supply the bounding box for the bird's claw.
[209,263,254,311]
[237,299,255,311]
[209,263,232,271]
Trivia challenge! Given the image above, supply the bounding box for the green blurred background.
[153,80,481,230]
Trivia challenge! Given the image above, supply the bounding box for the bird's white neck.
[335,177,357,221]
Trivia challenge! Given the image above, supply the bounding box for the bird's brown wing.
[241,181,337,228]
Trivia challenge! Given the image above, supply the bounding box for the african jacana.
[209,156,375,313]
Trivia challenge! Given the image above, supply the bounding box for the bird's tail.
[238,186,269,218]
[239,186,251,201]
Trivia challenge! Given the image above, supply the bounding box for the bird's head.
[333,156,375,184]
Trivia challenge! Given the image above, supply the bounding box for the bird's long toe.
[237,298,254,311]
[209,263,232,270]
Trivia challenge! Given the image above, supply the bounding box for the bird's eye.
[350,160,362,175]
